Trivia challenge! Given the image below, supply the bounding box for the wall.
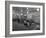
[0,0,46,38]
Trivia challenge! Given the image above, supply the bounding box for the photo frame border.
[5,1,45,37]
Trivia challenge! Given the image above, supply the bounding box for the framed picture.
[5,1,45,37]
